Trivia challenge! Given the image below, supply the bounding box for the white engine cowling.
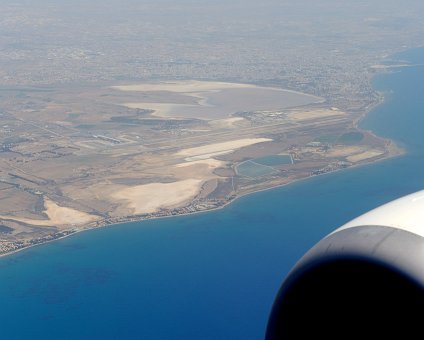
[266,190,424,338]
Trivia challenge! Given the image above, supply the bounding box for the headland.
[0,80,401,256]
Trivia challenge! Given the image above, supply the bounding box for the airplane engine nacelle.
[266,190,424,338]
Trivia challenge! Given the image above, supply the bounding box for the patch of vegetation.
[236,161,277,177]
[338,132,364,144]
[68,113,81,119]
[3,137,30,145]
[76,124,96,129]
[0,225,13,234]
[315,134,339,143]
[108,116,142,124]
[254,155,292,166]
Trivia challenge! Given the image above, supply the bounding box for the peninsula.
[0,80,400,255]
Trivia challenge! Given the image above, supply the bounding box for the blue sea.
[1,47,424,339]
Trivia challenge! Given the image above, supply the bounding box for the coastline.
[0,67,407,259]
[0,139,404,260]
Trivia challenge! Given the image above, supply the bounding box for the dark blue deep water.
[1,48,424,339]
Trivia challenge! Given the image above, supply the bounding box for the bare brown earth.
[0,80,401,255]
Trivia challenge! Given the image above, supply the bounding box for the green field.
[236,161,277,178]
[337,132,364,144]
[315,132,364,145]
[315,134,339,143]
[76,124,96,129]
[253,154,292,166]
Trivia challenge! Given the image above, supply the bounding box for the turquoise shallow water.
[1,48,424,339]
